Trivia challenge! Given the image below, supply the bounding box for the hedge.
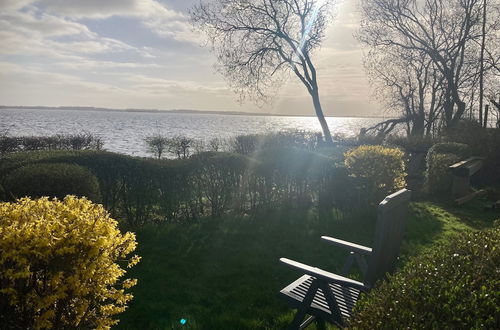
[425,142,472,195]
[350,224,500,329]
[0,147,408,227]
[3,163,101,202]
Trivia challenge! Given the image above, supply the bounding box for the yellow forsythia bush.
[0,196,140,329]
[345,145,406,202]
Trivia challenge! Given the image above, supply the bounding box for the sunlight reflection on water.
[0,108,380,157]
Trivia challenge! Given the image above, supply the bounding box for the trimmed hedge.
[0,147,407,226]
[350,224,500,329]
[425,142,472,195]
[3,162,100,202]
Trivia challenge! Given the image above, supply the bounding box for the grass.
[115,198,498,330]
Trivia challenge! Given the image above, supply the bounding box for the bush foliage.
[0,145,408,227]
[350,224,500,329]
[425,142,472,195]
[344,145,406,203]
[3,163,101,202]
[0,196,140,329]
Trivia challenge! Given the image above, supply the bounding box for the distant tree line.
[0,132,103,155]
[144,130,324,159]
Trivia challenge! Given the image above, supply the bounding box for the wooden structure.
[448,157,485,204]
[279,189,411,329]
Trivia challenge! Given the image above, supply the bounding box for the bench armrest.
[321,236,372,255]
[279,258,368,291]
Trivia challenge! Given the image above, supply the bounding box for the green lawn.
[115,199,497,330]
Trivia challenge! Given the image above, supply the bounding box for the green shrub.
[190,152,248,216]
[0,196,139,329]
[3,163,100,202]
[229,131,321,155]
[386,135,436,153]
[344,145,406,203]
[425,142,472,195]
[444,121,500,187]
[0,148,353,225]
[426,142,472,157]
[350,224,500,329]
[249,147,334,207]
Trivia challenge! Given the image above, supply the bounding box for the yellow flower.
[0,196,139,329]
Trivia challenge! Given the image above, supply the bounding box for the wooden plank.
[449,158,472,170]
[455,189,487,205]
[320,236,372,255]
[279,258,367,291]
[465,160,483,176]
[449,157,485,177]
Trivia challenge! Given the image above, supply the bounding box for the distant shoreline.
[0,105,386,119]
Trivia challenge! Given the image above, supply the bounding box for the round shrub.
[344,145,406,203]
[0,196,140,329]
[350,225,500,329]
[4,162,100,202]
[426,142,472,158]
[425,142,472,195]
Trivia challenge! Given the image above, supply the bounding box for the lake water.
[0,108,379,157]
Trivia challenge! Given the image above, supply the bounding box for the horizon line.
[0,105,388,119]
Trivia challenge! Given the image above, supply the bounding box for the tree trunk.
[484,104,489,127]
[311,88,333,145]
[479,0,487,126]
[443,94,454,127]
[451,100,467,127]
[411,113,425,136]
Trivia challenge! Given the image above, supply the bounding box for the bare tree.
[359,0,500,130]
[364,47,445,137]
[145,134,169,159]
[191,0,337,144]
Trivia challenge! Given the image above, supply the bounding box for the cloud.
[40,0,179,19]
[0,0,35,11]
[0,11,92,37]
[0,7,155,64]
[36,0,199,43]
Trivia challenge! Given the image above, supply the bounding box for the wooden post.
[483,104,489,128]
[451,175,470,198]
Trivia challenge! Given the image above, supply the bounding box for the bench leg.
[315,318,326,330]
[288,279,320,330]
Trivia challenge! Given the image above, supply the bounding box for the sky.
[0,0,382,117]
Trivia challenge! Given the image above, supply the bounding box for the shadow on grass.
[115,207,375,330]
[115,198,498,329]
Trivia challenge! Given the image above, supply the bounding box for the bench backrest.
[364,188,411,287]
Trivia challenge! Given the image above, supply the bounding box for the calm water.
[0,108,379,157]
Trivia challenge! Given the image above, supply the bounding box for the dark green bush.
[350,224,500,329]
[3,163,100,201]
[425,142,472,195]
[386,135,436,153]
[426,142,472,157]
[0,148,355,226]
[190,152,248,216]
[444,121,500,187]
[229,130,321,155]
